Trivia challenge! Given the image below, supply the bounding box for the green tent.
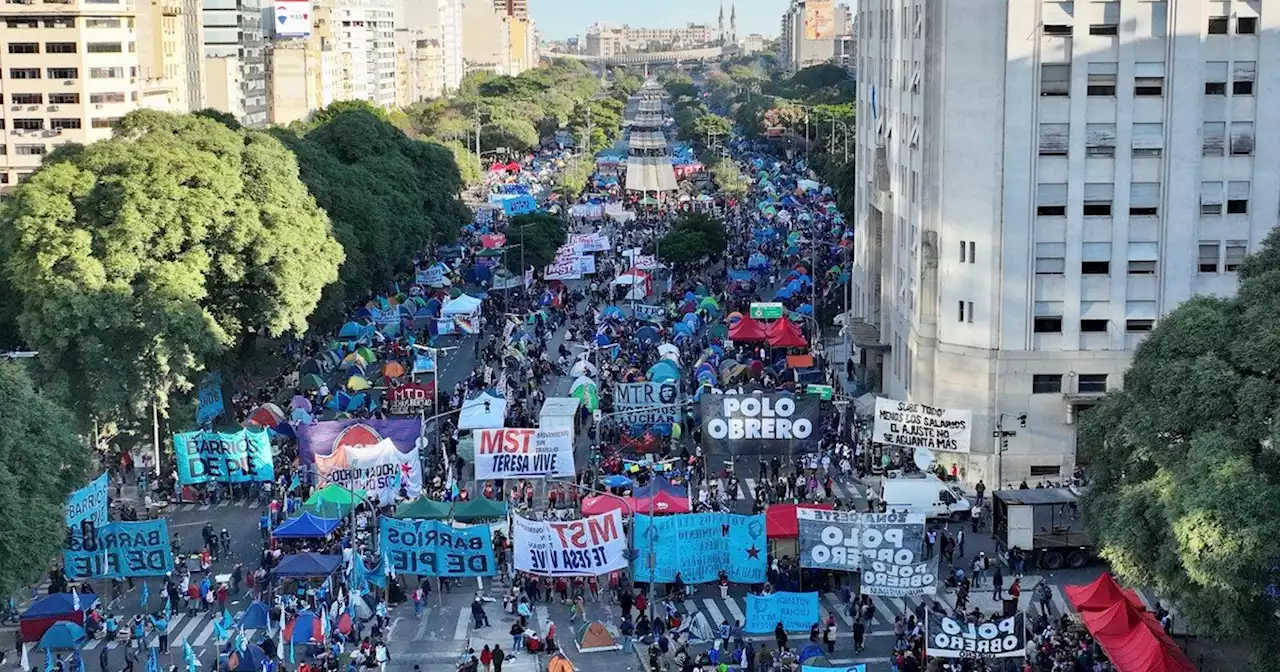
[394,498,453,520]
[303,501,356,518]
[451,497,508,523]
[307,484,366,507]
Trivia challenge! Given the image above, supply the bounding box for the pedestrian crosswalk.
[708,477,867,504]
[79,608,261,651]
[167,499,265,513]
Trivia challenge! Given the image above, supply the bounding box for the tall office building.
[851,0,1278,485]
[330,0,397,106]
[779,0,851,73]
[438,0,462,92]
[461,0,508,75]
[202,0,266,126]
[135,0,200,111]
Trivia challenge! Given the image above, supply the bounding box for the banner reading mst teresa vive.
[474,427,575,479]
[379,518,495,577]
[700,394,819,455]
[173,428,274,485]
[64,519,174,580]
[631,513,767,584]
[512,510,628,577]
[871,398,973,453]
[797,509,937,596]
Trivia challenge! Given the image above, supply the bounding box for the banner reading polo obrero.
[700,393,820,456]
[173,428,274,485]
[927,613,1026,659]
[295,419,424,504]
[473,427,575,479]
[797,509,938,596]
[512,510,628,576]
[872,398,973,453]
[632,513,766,584]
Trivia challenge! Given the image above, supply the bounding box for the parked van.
[880,475,972,521]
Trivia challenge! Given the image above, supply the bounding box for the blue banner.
[379,518,496,577]
[502,195,537,216]
[744,592,820,634]
[802,666,865,672]
[500,184,531,196]
[632,513,766,584]
[173,428,275,485]
[196,372,224,425]
[65,473,109,530]
[64,519,174,579]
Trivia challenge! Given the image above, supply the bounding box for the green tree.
[1,110,342,424]
[710,158,747,198]
[504,213,568,274]
[653,212,727,268]
[554,157,592,200]
[1078,228,1280,668]
[481,116,539,154]
[692,113,733,150]
[0,361,92,598]
[442,140,483,185]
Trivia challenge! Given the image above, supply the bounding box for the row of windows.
[1032,374,1109,396]
[1042,14,1256,38]
[1034,244,1157,275]
[6,67,134,80]
[1198,240,1249,274]
[5,93,81,105]
[1038,122,1169,158]
[1031,318,1154,335]
[7,42,130,55]
[1040,61,1256,98]
[7,117,116,130]
[1036,181,1251,218]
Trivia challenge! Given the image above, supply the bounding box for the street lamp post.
[411,343,460,478]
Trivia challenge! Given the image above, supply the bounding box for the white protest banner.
[512,510,628,576]
[568,233,612,252]
[473,427,575,479]
[314,438,422,505]
[576,255,597,275]
[797,509,937,596]
[927,613,1026,658]
[872,398,973,453]
[544,256,582,281]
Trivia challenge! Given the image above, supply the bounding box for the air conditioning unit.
[95,104,104,109]
[64,79,75,85]
[48,105,59,111]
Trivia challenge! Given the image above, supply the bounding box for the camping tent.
[225,645,270,672]
[450,497,508,523]
[237,602,271,630]
[394,498,453,520]
[675,612,716,643]
[282,611,323,643]
[632,490,690,514]
[38,621,86,650]
[573,621,621,653]
[766,319,808,347]
[273,553,343,578]
[272,512,341,539]
[441,294,483,317]
[1077,601,1195,672]
[546,653,577,672]
[632,476,686,499]
[20,593,97,642]
[305,485,365,511]
[580,495,633,516]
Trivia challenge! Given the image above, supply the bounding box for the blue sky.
[530,0,787,40]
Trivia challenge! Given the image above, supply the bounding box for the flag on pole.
[163,594,172,622]
[288,638,295,665]
[146,646,158,672]
[182,641,201,671]
[384,554,395,579]
[72,588,81,612]
[140,582,150,610]
[212,619,228,644]
[43,648,53,672]
[21,644,30,672]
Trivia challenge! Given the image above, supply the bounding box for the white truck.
[879,474,973,521]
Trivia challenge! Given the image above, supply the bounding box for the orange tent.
[573,621,620,653]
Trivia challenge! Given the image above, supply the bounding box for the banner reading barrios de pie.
[512,510,628,577]
[473,427,575,479]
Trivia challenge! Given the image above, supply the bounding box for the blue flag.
[44,649,53,672]
[182,641,200,672]
[221,609,233,630]
[212,619,228,644]
[72,651,84,672]
[140,582,150,609]
[146,647,159,672]
[163,595,172,622]
[288,638,295,665]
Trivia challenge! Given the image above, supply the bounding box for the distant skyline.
[529,0,789,40]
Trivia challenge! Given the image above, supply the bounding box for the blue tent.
[647,359,681,383]
[38,621,86,650]
[237,602,271,630]
[225,645,270,672]
[338,322,364,339]
[274,553,344,578]
[272,512,341,539]
[635,326,661,345]
[633,475,687,499]
[22,593,98,621]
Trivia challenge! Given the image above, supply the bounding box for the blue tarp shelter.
[271,512,341,539]
[273,553,343,578]
[237,602,271,630]
[38,621,86,650]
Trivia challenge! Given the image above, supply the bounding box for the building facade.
[202,0,266,126]
[330,0,396,106]
[461,0,508,75]
[135,0,199,111]
[779,0,852,73]
[585,22,716,54]
[851,0,1280,485]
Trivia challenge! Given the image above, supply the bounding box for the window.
[89,92,126,104]
[1082,242,1111,274]
[49,93,79,104]
[1083,183,1114,216]
[1148,0,1167,37]
[1129,183,1160,216]
[1090,23,1117,35]
[1134,74,1164,95]
[84,18,121,27]
[14,144,45,156]
[959,241,976,263]
[1035,242,1066,274]
[86,41,122,53]
[1224,241,1248,272]
[1233,61,1255,95]
[50,118,80,130]
[1091,1,1119,34]
[1078,374,1108,394]
[7,42,38,54]
[1128,243,1158,274]
[967,241,975,263]
[1087,62,1117,95]
[1198,242,1220,272]
[1131,123,1163,157]
[1038,123,1069,156]
[1032,374,1063,394]
[8,68,39,79]
[1044,24,1072,36]
[957,301,973,323]
[4,18,37,28]
[1127,319,1154,332]
[1207,16,1229,34]
[1237,16,1257,34]
[1037,183,1068,216]
[46,17,74,27]
[1041,64,1070,96]
[10,93,41,105]
[1034,316,1064,333]
[1085,123,1116,157]
[1202,122,1225,157]
[1227,181,1249,214]
[1230,122,1254,156]
[11,118,42,131]
[1205,61,1227,94]
[47,67,77,79]
[959,241,967,262]
[1081,319,1108,333]
[1200,181,1223,215]
[91,117,120,129]
[45,42,76,53]
[89,67,123,79]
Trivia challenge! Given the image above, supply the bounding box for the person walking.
[479,645,492,672]
[773,621,788,652]
[992,566,1004,602]
[98,643,110,672]
[1035,580,1053,618]
[619,617,634,653]
[509,621,523,651]
[822,616,836,654]
[471,598,490,629]
[970,501,983,532]
[491,645,504,672]
[971,554,986,588]
[122,646,137,672]
[852,618,865,654]
[956,528,965,558]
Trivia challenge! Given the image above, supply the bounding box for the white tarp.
[473,427,575,479]
[441,294,483,316]
[512,510,629,576]
[458,392,507,430]
[313,438,422,505]
[871,398,973,453]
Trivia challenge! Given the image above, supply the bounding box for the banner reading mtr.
[474,427,575,479]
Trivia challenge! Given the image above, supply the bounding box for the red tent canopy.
[505,161,521,172]
[581,494,633,516]
[633,490,690,514]
[765,503,833,538]
[728,316,768,342]
[488,162,505,172]
[1066,573,1146,613]
[766,319,809,348]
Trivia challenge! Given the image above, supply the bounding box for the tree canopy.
[653,212,727,267]
[0,110,342,423]
[1079,227,1280,667]
[504,213,568,274]
[0,361,93,598]
[710,158,747,198]
[554,157,592,200]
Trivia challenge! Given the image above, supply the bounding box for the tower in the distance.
[730,3,737,44]
[718,2,725,45]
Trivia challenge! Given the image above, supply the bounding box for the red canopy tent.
[727,316,768,342]
[633,490,690,514]
[505,161,522,172]
[1068,575,1195,672]
[488,162,505,172]
[581,494,633,516]
[1066,573,1146,613]
[764,503,833,539]
[766,319,809,348]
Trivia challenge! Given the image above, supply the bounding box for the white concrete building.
[202,0,266,126]
[332,0,397,106]
[851,0,1279,486]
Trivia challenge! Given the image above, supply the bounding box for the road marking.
[823,594,852,626]
[742,478,755,500]
[217,500,230,508]
[534,605,549,633]
[723,597,745,624]
[452,605,470,641]
[414,609,433,640]
[176,614,203,644]
[198,504,211,511]
[702,598,724,626]
[192,619,217,646]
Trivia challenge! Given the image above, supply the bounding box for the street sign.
[806,384,834,401]
[750,302,785,320]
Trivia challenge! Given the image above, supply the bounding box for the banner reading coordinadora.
[379,517,495,577]
[744,592,820,633]
[474,427,575,479]
[871,398,973,453]
[64,519,174,580]
[927,613,1026,658]
[631,513,767,584]
[797,509,937,596]
[512,510,628,577]
[314,438,422,505]
[700,394,820,456]
[173,428,274,485]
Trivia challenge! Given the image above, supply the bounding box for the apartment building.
[491,0,524,20]
[779,0,852,73]
[135,0,200,111]
[202,0,266,126]
[851,0,1278,485]
[461,0,508,75]
[0,0,142,187]
[325,0,396,106]
[410,36,443,99]
[585,22,716,54]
